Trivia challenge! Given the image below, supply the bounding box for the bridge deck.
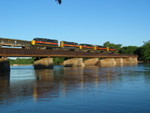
[0,48,137,58]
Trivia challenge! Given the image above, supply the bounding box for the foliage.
[119,46,138,55]
[103,41,122,50]
[53,57,65,65]
[9,57,67,65]
[140,41,150,61]
[118,41,150,62]
[9,58,34,65]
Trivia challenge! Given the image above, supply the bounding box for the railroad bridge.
[0,38,138,70]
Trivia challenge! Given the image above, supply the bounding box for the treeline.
[9,57,67,65]
[104,40,150,62]
[10,58,34,65]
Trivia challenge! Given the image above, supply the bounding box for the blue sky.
[0,0,150,47]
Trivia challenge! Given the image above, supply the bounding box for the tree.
[55,0,62,4]
[103,41,122,50]
[119,46,138,55]
[53,57,65,65]
[140,41,150,62]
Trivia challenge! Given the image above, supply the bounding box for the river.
[0,64,150,113]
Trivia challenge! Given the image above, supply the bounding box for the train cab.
[31,38,58,49]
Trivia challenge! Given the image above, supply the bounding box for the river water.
[0,64,150,113]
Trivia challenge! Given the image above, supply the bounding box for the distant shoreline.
[11,64,33,66]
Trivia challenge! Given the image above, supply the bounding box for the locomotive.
[31,38,117,53]
[31,38,58,49]
[60,41,79,50]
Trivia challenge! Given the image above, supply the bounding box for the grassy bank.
[9,58,34,65]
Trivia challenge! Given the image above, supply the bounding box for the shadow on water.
[0,71,10,87]
[0,71,10,104]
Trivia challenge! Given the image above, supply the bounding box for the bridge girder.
[0,48,137,58]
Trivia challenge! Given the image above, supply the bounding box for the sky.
[0,0,150,47]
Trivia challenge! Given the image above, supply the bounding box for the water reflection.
[2,64,149,103]
[33,66,119,101]
[33,69,56,101]
[1,64,150,113]
[0,66,120,103]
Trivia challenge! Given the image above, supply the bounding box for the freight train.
[31,38,117,53]
[0,37,117,53]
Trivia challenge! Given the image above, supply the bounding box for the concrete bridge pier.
[123,57,138,65]
[84,58,99,66]
[0,58,10,71]
[62,57,138,67]
[97,57,138,67]
[115,58,123,66]
[98,58,116,67]
[34,57,54,69]
[62,58,85,67]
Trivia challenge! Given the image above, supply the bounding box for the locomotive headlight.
[31,40,36,45]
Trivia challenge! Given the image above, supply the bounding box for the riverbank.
[11,64,33,66]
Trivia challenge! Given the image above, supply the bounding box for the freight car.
[0,37,31,48]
